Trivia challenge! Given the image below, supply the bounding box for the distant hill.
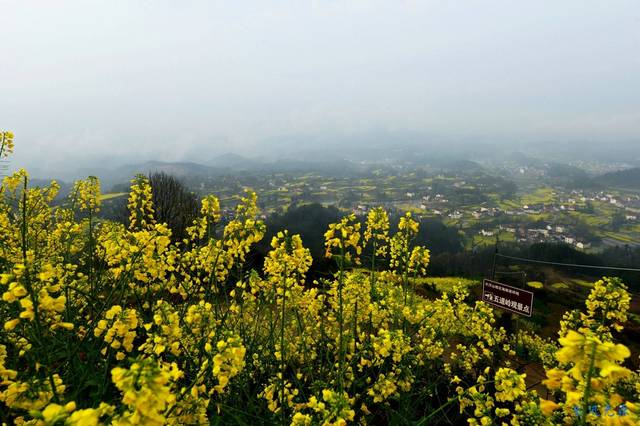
[208,154,364,176]
[112,161,215,177]
[208,153,261,170]
[545,162,596,188]
[504,151,544,167]
[30,178,73,201]
[95,161,216,188]
[546,162,589,180]
[440,159,484,173]
[594,167,640,189]
[93,157,365,189]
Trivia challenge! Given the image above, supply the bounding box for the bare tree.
[147,172,199,241]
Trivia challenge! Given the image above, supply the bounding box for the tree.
[611,212,625,232]
[147,172,199,241]
[251,203,343,277]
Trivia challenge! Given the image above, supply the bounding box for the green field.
[99,192,127,201]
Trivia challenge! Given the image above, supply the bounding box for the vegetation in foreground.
[1,132,640,425]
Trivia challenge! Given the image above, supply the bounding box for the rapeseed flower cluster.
[111,359,182,425]
[324,213,361,268]
[0,131,14,158]
[127,175,155,231]
[94,305,139,360]
[363,206,389,257]
[541,329,638,423]
[73,175,101,213]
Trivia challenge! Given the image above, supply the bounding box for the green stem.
[280,265,287,425]
[370,241,376,300]
[20,176,59,402]
[579,342,598,425]
[338,243,345,394]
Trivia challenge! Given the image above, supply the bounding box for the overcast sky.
[2,1,639,171]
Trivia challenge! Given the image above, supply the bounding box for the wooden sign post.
[482,278,534,317]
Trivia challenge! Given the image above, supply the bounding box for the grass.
[413,276,479,293]
[551,282,570,290]
[498,231,516,242]
[567,211,610,227]
[572,279,594,289]
[597,231,638,244]
[520,187,556,205]
[497,199,522,210]
[395,203,424,214]
[527,281,544,289]
[99,192,127,201]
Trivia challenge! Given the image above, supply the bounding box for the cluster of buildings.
[564,191,640,216]
[519,225,590,250]
[474,224,591,250]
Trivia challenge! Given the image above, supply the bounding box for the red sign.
[482,279,534,317]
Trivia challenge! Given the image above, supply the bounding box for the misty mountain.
[30,178,74,201]
[528,141,640,165]
[502,151,545,167]
[546,162,589,180]
[83,157,366,189]
[594,168,640,189]
[208,153,262,170]
[93,161,216,189]
[431,159,485,174]
[111,161,214,179]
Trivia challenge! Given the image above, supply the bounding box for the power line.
[495,270,527,275]
[494,253,640,298]
[495,253,640,273]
